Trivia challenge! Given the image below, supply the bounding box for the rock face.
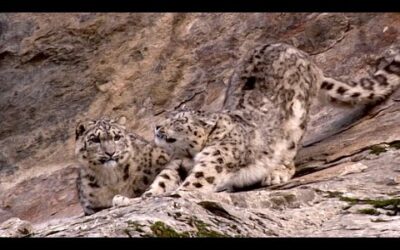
[1,13,400,237]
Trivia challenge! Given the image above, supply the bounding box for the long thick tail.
[319,54,400,106]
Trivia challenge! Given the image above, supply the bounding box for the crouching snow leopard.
[143,110,259,196]
[75,117,170,215]
[143,42,400,196]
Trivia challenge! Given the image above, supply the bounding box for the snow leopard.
[75,117,170,215]
[142,42,400,195]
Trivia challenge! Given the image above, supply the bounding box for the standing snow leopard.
[75,117,170,215]
[141,42,400,196]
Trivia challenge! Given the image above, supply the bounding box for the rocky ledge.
[1,13,400,237]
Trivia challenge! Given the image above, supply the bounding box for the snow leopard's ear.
[116,116,127,126]
[165,109,182,119]
[75,121,89,140]
[128,133,148,147]
[75,123,86,140]
[75,120,95,140]
[196,115,218,134]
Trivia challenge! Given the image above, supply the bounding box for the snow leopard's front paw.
[262,164,295,186]
[141,187,171,198]
[142,177,180,198]
[141,190,156,198]
[112,195,133,207]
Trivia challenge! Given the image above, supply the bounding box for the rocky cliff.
[1,13,400,237]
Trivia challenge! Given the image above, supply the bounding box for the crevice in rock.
[197,201,238,223]
[173,89,206,111]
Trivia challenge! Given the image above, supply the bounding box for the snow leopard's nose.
[105,151,115,157]
[103,141,116,157]
[155,125,165,135]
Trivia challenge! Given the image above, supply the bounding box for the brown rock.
[1,13,400,237]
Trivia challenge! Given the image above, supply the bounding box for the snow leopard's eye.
[175,117,188,124]
[174,125,184,132]
[89,136,100,143]
[166,138,177,143]
[114,134,121,141]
